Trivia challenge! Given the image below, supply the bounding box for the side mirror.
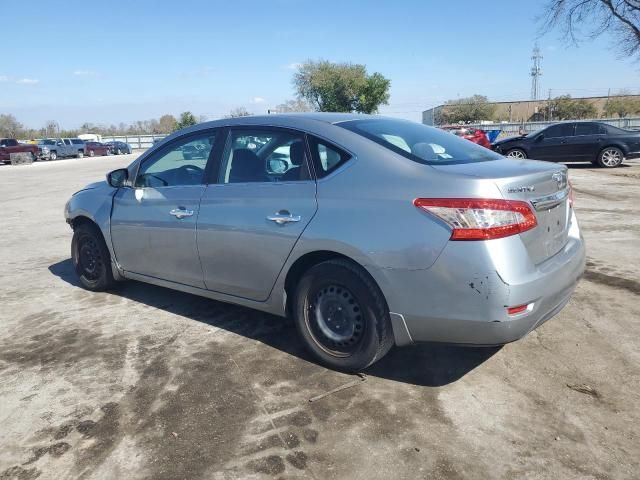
[535,134,544,142]
[268,158,288,174]
[107,168,129,188]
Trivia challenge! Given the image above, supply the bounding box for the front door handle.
[267,211,301,225]
[169,208,194,219]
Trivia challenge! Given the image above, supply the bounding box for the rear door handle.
[267,211,301,225]
[169,208,194,219]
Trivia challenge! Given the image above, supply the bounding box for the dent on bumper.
[381,226,586,347]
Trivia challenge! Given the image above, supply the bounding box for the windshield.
[338,118,501,164]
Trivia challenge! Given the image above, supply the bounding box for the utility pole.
[530,45,543,101]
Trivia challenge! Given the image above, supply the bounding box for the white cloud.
[285,62,301,70]
[0,75,8,82]
[73,70,96,76]
[16,78,39,85]
[252,96,266,104]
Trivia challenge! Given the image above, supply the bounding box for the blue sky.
[2,0,638,128]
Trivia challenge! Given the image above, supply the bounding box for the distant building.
[422,95,640,126]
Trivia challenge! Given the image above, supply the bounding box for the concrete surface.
[0,155,638,480]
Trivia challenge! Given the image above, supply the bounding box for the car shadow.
[48,259,500,387]
[563,162,631,169]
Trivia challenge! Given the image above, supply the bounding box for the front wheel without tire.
[597,147,623,168]
[506,148,527,159]
[71,223,115,291]
[49,151,57,160]
[293,259,394,372]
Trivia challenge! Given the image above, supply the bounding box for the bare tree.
[225,107,251,118]
[274,99,313,113]
[0,114,24,138]
[541,0,640,58]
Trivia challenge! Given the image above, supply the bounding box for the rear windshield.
[338,118,501,165]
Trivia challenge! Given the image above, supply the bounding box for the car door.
[567,123,605,161]
[63,139,73,156]
[197,127,318,301]
[110,129,221,287]
[529,123,575,161]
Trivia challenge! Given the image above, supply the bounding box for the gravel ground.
[0,155,638,480]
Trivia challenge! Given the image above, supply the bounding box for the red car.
[84,141,111,157]
[440,126,492,149]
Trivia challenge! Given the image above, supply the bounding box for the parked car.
[65,114,585,371]
[441,126,492,149]
[492,121,640,167]
[104,141,132,155]
[38,138,86,160]
[0,138,39,163]
[84,141,111,157]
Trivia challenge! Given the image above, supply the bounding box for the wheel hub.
[78,237,101,280]
[311,285,363,350]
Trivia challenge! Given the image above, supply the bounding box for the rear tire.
[116,148,122,155]
[293,259,394,372]
[77,150,84,159]
[89,150,95,157]
[597,147,624,168]
[506,148,527,159]
[71,223,115,291]
[49,151,57,161]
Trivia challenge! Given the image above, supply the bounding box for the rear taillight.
[414,198,538,241]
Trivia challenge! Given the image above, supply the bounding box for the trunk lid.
[432,158,571,265]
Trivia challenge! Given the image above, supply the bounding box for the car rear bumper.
[373,211,586,346]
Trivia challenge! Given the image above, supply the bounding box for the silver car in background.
[65,113,585,371]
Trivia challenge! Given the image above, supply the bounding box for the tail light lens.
[414,198,538,240]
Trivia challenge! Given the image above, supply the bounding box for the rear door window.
[575,123,600,136]
[545,124,574,138]
[219,128,311,184]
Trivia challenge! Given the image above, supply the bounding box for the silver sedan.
[65,113,585,371]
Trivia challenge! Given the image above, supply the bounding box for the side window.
[63,139,72,145]
[545,124,574,138]
[575,123,599,136]
[136,131,217,188]
[220,129,311,184]
[307,136,351,178]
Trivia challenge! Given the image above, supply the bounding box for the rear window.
[338,118,500,165]
[575,123,601,136]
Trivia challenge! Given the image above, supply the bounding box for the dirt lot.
[0,155,638,480]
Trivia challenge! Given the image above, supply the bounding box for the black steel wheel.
[71,223,115,291]
[294,259,394,371]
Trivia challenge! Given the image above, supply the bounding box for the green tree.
[174,111,197,131]
[438,95,496,124]
[603,94,640,118]
[548,95,597,120]
[293,60,390,113]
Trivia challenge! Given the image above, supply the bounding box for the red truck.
[0,139,39,164]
